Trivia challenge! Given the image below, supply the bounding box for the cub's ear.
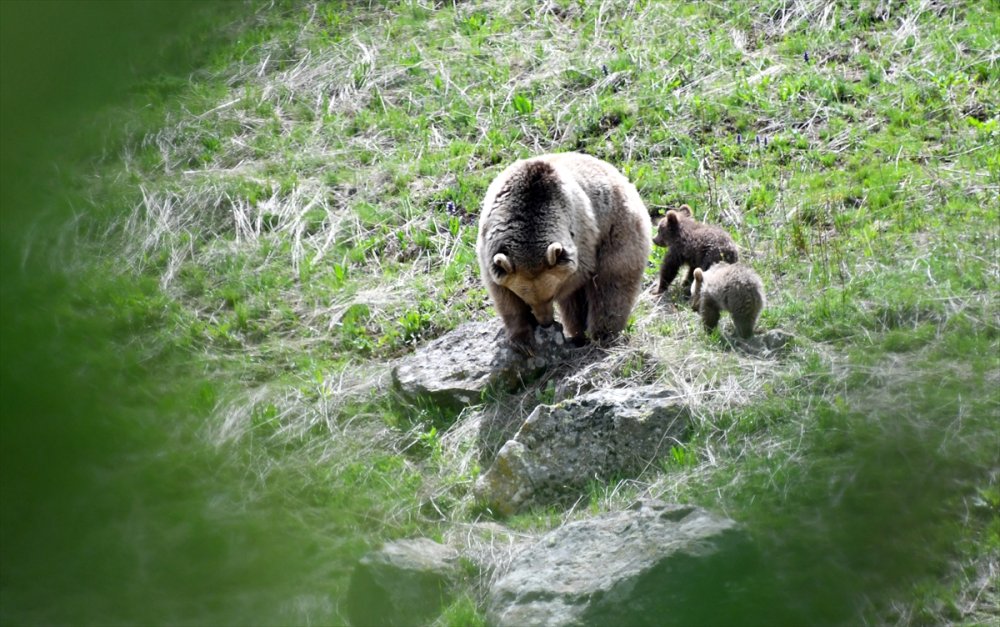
[545,242,570,266]
[676,204,693,217]
[492,253,513,278]
[666,211,681,229]
[693,268,704,282]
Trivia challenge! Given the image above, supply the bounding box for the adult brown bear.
[477,153,651,354]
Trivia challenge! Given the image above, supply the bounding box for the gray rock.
[487,500,756,627]
[391,319,576,411]
[726,328,795,355]
[760,328,795,352]
[552,350,660,402]
[346,538,462,627]
[475,386,690,515]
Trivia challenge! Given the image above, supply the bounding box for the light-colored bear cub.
[690,262,765,338]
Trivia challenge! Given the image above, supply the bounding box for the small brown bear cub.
[690,262,765,338]
[652,205,739,297]
[478,152,651,354]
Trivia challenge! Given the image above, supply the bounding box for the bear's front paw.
[508,329,535,357]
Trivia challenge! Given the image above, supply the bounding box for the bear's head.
[490,242,576,326]
[652,205,693,247]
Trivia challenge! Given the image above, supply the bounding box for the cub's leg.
[698,297,722,333]
[731,297,762,339]
[681,266,696,296]
[733,314,756,339]
[655,251,683,295]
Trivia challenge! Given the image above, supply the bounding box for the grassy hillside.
[2,0,998,625]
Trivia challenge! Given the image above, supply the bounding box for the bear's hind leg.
[731,300,761,339]
[586,272,641,345]
[681,266,696,297]
[733,315,755,338]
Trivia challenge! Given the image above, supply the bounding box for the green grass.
[2,0,998,625]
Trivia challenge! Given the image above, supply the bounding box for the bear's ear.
[545,242,570,267]
[693,268,704,282]
[492,253,513,278]
[676,204,692,217]
[666,211,681,230]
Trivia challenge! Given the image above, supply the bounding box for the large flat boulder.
[475,386,690,515]
[391,319,575,411]
[487,500,756,627]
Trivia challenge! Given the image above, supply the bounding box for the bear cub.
[477,152,651,354]
[690,262,765,338]
[652,205,739,297]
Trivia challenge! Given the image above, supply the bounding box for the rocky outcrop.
[346,538,462,627]
[475,386,690,515]
[391,319,576,411]
[487,500,756,627]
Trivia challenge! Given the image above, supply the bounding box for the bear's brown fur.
[690,262,765,338]
[477,152,651,353]
[652,205,739,297]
